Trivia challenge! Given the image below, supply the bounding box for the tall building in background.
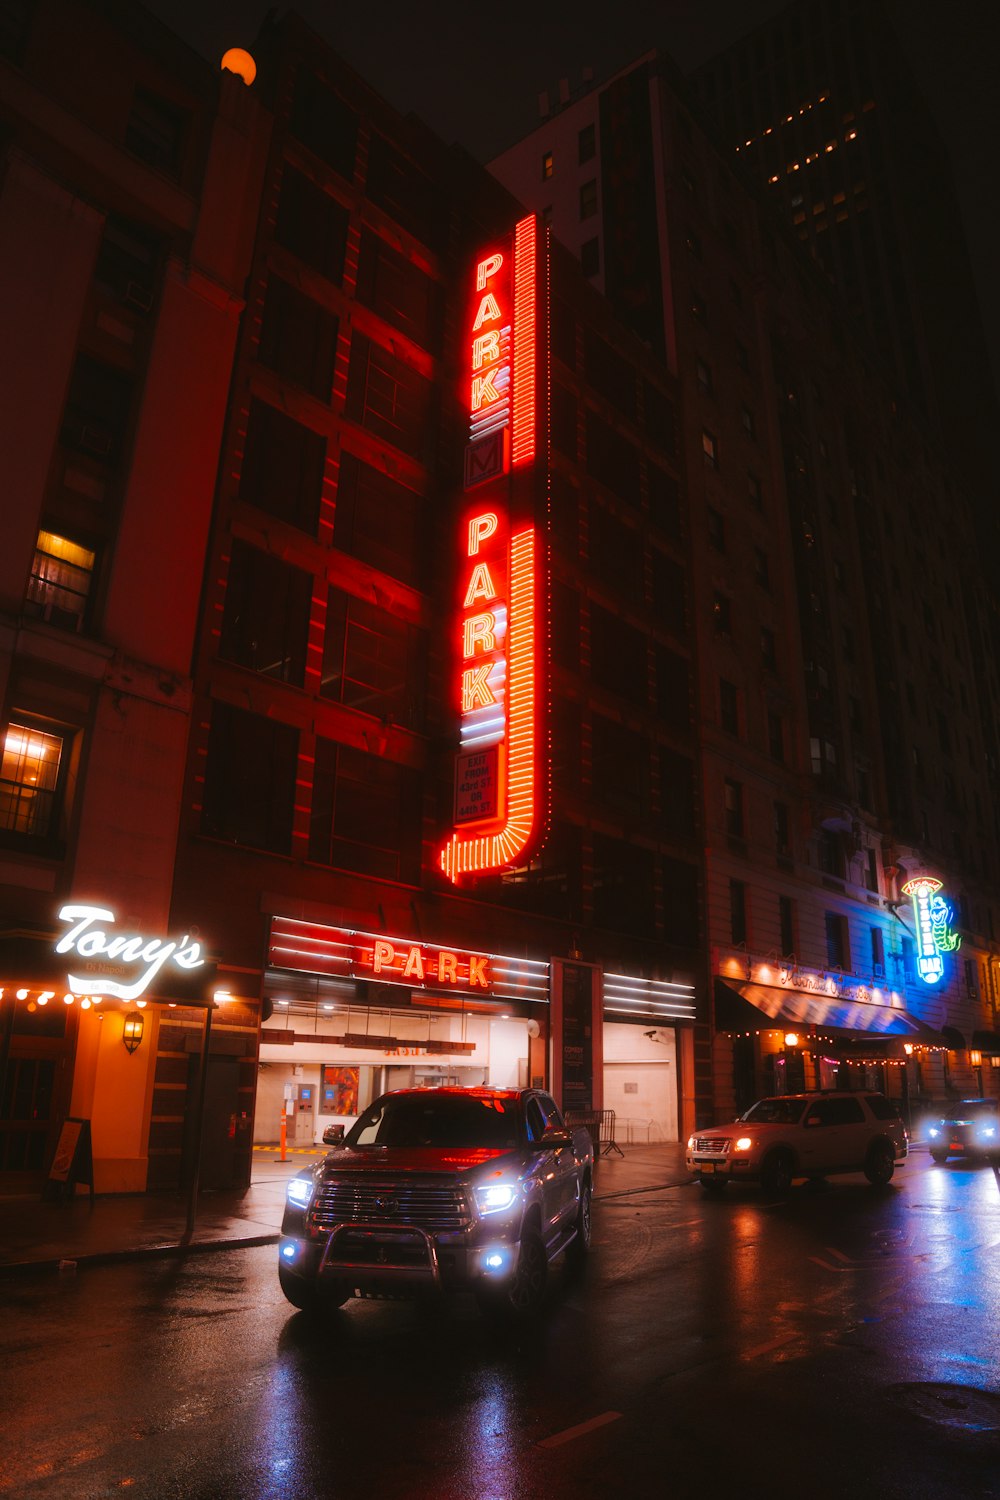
[689,0,1000,529]
[490,38,1000,1120]
[0,0,267,1190]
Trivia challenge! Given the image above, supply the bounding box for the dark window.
[60,355,133,467]
[366,133,445,251]
[779,895,795,955]
[754,547,770,589]
[550,580,580,670]
[647,465,681,535]
[321,589,426,731]
[201,702,297,854]
[259,276,338,399]
[768,711,784,761]
[240,398,325,534]
[760,627,777,668]
[589,504,644,591]
[707,506,725,551]
[549,472,579,557]
[0,718,67,844]
[289,71,358,179]
[579,178,598,219]
[219,540,312,685]
[818,829,845,877]
[592,716,650,821]
[871,926,885,971]
[585,413,640,500]
[592,835,654,936]
[578,122,596,162]
[25,531,94,632]
[93,215,160,311]
[309,739,421,883]
[275,166,349,282]
[697,358,713,394]
[643,383,676,455]
[663,856,699,945]
[724,778,744,837]
[345,334,433,460]
[747,471,763,508]
[583,330,636,419]
[825,912,850,969]
[333,452,425,585]
[124,86,188,177]
[713,592,731,634]
[720,679,739,734]
[774,800,790,855]
[551,299,576,367]
[735,340,750,373]
[651,552,686,635]
[659,748,696,838]
[356,231,443,351]
[655,648,691,728]
[692,293,707,325]
[580,237,600,277]
[730,879,748,945]
[590,607,647,705]
[551,383,577,458]
[0,0,33,64]
[496,820,582,923]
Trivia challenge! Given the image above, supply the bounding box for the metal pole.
[184,1002,214,1241]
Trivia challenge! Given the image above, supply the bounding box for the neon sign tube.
[900,877,961,986]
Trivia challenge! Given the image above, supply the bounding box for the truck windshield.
[740,1098,809,1125]
[344,1094,520,1150]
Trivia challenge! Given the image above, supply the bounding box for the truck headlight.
[734,1137,753,1152]
[475,1183,519,1215]
[979,1125,996,1139]
[286,1177,315,1210]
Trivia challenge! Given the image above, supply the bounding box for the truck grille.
[690,1135,731,1156]
[310,1177,470,1233]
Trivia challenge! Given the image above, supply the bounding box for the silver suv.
[686,1091,908,1195]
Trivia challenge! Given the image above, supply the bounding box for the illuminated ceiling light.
[63,993,75,1005]
[16,988,28,999]
[81,998,91,1009]
[135,999,147,1009]
[277,999,289,1007]
[784,1033,800,1048]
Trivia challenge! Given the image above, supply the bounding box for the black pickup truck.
[278,1086,594,1318]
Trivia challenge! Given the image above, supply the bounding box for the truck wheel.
[565,1181,592,1268]
[760,1149,794,1196]
[478,1230,547,1320]
[864,1142,895,1186]
[279,1263,349,1312]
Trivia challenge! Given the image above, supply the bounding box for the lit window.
[701,429,718,468]
[25,531,95,631]
[541,150,553,180]
[1,722,64,839]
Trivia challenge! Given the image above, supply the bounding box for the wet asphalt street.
[2,1152,1000,1500]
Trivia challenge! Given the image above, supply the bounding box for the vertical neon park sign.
[439,215,546,882]
[901,876,961,985]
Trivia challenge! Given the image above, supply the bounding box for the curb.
[0,1230,280,1278]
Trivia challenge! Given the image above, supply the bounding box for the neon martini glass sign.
[900,877,961,985]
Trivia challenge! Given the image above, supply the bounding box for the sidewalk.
[0,1143,691,1277]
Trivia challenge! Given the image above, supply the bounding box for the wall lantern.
[991,1055,1000,1070]
[970,1048,983,1067]
[903,1043,914,1055]
[784,1032,800,1048]
[122,1011,144,1054]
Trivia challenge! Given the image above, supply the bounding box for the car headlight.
[475,1182,519,1215]
[734,1137,753,1152]
[286,1177,315,1210]
[928,1126,940,1138]
[978,1126,996,1139]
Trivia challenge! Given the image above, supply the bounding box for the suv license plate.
[701,1162,718,1174]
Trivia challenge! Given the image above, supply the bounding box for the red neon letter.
[471,369,502,411]
[462,663,496,711]
[468,514,498,556]
[372,939,394,973]
[463,612,496,657]
[472,292,502,331]
[476,252,503,290]
[463,565,497,608]
[468,955,490,988]
[402,946,425,981]
[438,951,458,984]
[472,331,501,369]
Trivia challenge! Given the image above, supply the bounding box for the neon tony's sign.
[901,877,961,985]
[54,903,205,1000]
[439,215,544,881]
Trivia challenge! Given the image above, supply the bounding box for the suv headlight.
[286,1177,315,1210]
[928,1126,941,1138]
[734,1137,753,1152]
[475,1182,519,1216]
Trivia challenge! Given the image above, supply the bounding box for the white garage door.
[603,1062,676,1142]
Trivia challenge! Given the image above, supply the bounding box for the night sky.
[144,0,1000,401]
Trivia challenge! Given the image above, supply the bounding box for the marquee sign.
[268,916,550,1005]
[901,876,961,985]
[439,214,546,882]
